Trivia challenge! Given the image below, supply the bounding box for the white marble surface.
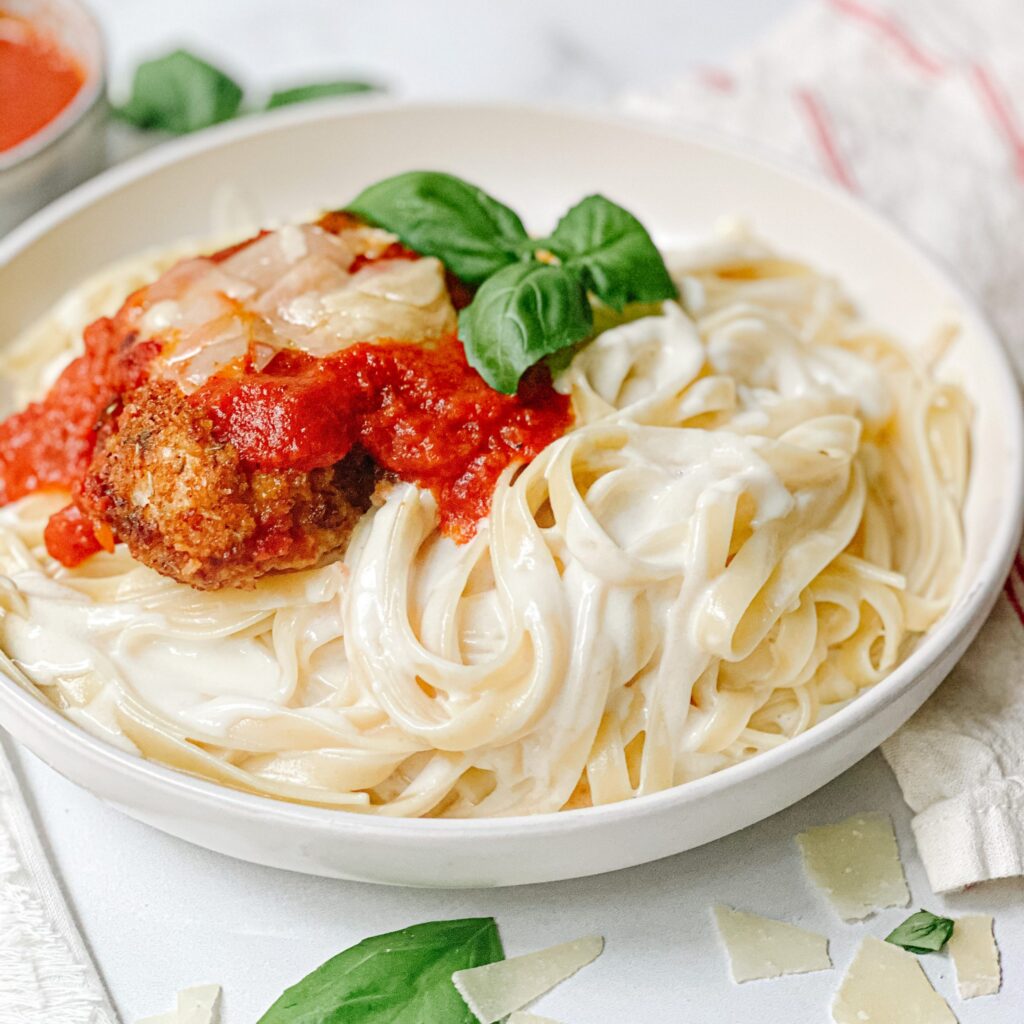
[90,0,799,104]
[10,2,1024,1022]
[16,745,1024,1023]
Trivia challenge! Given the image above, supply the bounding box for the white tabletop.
[16,746,1024,1023]
[13,2,1024,1022]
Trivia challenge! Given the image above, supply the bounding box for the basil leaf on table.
[459,262,594,394]
[545,194,678,311]
[885,910,955,955]
[267,81,378,109]
[257,917,503,1024]
[346,171,531,284]
[114,50,243,134]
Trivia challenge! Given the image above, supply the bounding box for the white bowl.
[0,0,107,235]
[0,103,1020,887]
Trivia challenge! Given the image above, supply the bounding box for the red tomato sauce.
[196,337,571,541]
[0,312,159,564]
[0,317,156,504]
[0,319,570,564]
[0,13,84,152]
[43,502,113,566]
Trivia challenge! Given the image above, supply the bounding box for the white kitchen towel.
[626,0,1024,893]
[0,737,119,1024]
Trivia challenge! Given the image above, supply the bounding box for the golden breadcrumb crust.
[79,380,376,590]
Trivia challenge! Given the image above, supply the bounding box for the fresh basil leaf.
[257,917,503,1024]
[267,81,378,110]
[459,262,593,394]
[885,910,955,955]
[114,50,243,134]
[545,194,677,311]
[346,171,530,285]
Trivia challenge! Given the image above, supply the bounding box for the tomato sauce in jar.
[0,11,84,152]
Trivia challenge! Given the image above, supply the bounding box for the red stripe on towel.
[971,63,1024,182]
[795,89,859,191]
[699,68,737,92]
[828,0,945,76]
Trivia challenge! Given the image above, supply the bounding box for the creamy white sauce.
[0,230,966,818]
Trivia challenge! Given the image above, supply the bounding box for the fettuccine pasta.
[0,228,969,817]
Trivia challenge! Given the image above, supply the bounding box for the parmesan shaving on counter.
[948,915,1001,999]
[711,905,831,982]
[508,1014,565,1024]
[177,985,220,1024]
[797,814,910,920]
[452,936,603,1024]
[135,984,220,1024]
[831,938,955,1024]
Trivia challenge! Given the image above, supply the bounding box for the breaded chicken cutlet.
[79,380,378,590]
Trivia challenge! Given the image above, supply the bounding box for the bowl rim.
[0,0,107,172]
[1,99,1021,839]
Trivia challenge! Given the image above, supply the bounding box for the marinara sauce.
[195,338,571,542]
[0,308,159,564]
[0,240,572,563]
[0,12,84,152]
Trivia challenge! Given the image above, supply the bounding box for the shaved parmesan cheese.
[712,904,831,981]
[316,256,456,350]
[508,1014,565,1024]
[177,984,220,1024]
[135,984,220,1024]
[278,223,308,264]
[832,937,956,1024]
[948,915,1001,999]
[452,936,603,1024]
[797,814,910,920]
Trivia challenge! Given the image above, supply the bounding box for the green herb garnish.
[256,917,504,1024]
[460,262,594,394]
[345,171,677,393]
[115,50,378,134]
[544,194,678,311]
[267,81,378,110]
[885,910,955,955]
[114,50,243,134]
[347,171,531,285]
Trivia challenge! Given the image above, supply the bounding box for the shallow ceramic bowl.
[0,103,1020,887]
[0,0,107,235]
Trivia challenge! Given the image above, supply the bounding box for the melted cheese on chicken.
[141,224,456,390]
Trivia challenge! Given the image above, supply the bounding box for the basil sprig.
[348,172,531,285]
[885,910,955,955]
[460,262,594,394]
[545,194,678,311]
[115,50,243,134]
[257,917,503,1024]
[115,50,379,134]
[346,171,677,393]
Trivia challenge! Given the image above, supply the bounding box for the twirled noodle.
[0,229,970,816]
